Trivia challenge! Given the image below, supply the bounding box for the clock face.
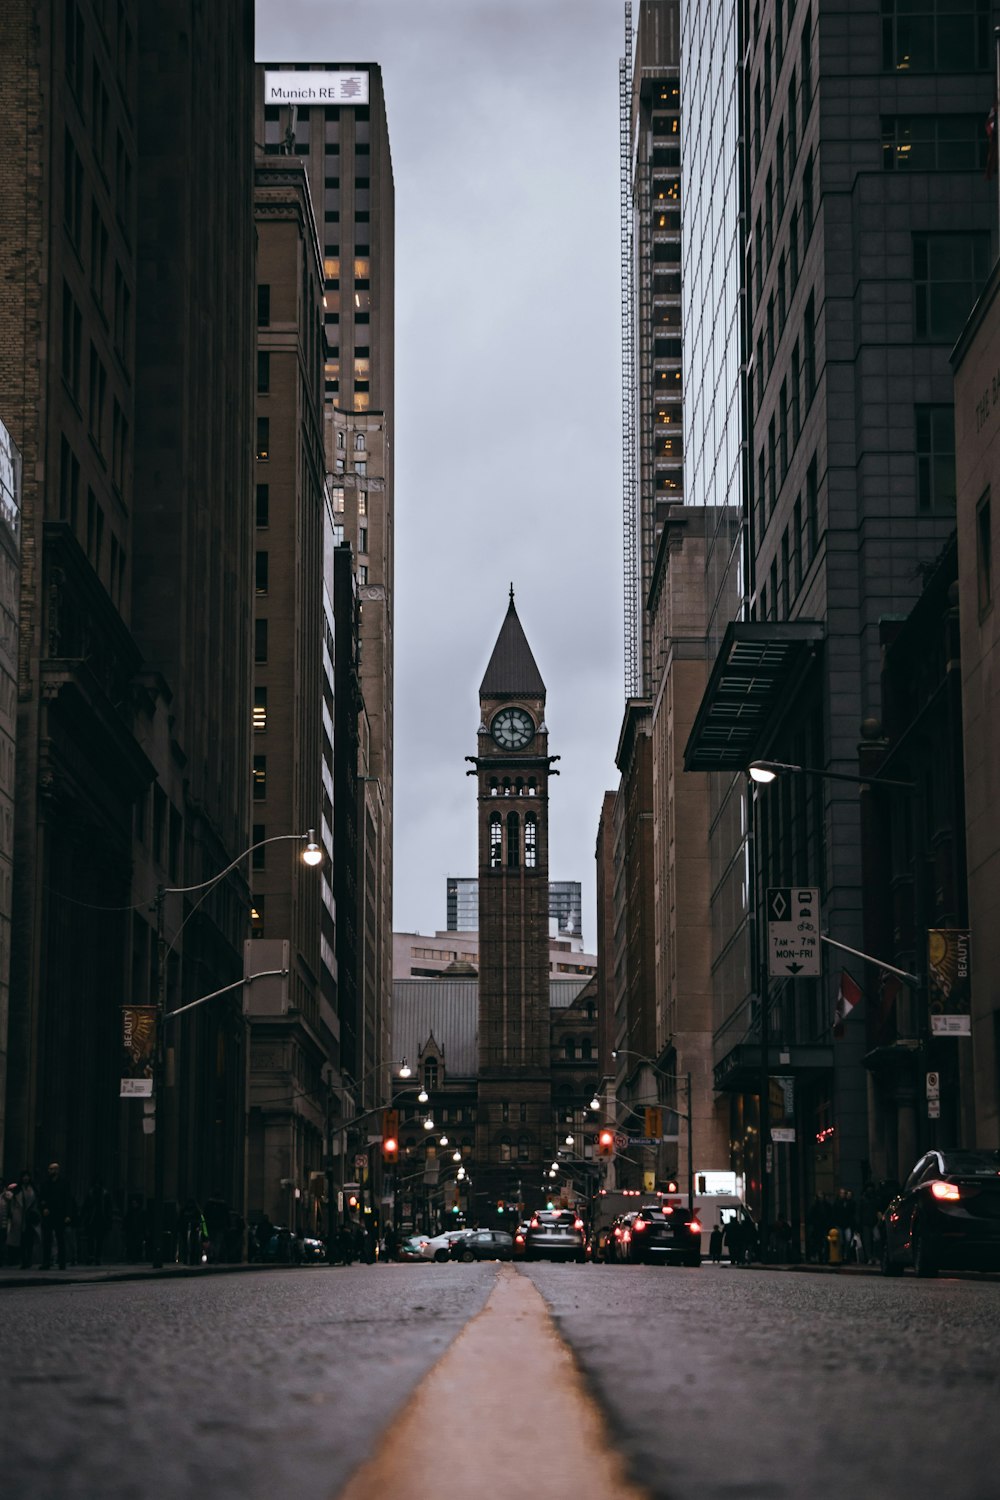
[491,707,535,750]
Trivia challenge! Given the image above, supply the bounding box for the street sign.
[354,1153,369,1170]
[627,1136,662,1147]
[927,1098,941,1119]
[767,887,821,977]
[925,1072,940,1099]
[771,1127,796,1143]
[614,1132,629,1148]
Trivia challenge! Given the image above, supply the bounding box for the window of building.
[914,232,990,341]
[257,284,270,327]
[781,528,791,619]
[91,205,108,306]
[768,417,777,515]
[253,686,267,733]
[789,210,799,285]
[519,1102,527,1123]
[354,432,366,451]
[257,351,270,393]
[424,1058,438,1091]
[581,1038,593,1062]
[804,292,816,402]
[806,455,819,557]
[881,0,990,74]
[977,488,993,613]
[256,417,269,461]
[801,6,812,115]
[88,344,107,451]
[777,253,787,328]
[490,813,502,869]
[517,1136,530,1163]
[881,114,985,171]
[62,281,82,400]
[793,496,803,593]
[358,564,368,585]
[358,526,367,554]
[252,755,267,800]
[111,400,128,492]
[332,486,345,512]
[256,483,269,528]
[525,813,537,868]
[499,1138,513,1163]
[779,379,789,480]
[767,295,775,368]
[791,342,801,443]
[255,551,268,595]
[250,897,265,939]
[59,436,80,527]
[64,129,84,249]
[254,617,268,663]
[915,405,956,510]
[506,811,520,869]
[802,151,814,242]
[788,68,798,164]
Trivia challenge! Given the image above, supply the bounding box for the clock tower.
[467,590,558,1214]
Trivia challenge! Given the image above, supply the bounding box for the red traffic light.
[383,1136,399,1162]
[597,1129,615,1159]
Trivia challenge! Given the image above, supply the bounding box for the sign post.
[767,888,821,977]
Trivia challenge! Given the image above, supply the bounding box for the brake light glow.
[930,1181,960,1201]
[529,1216,540,1228]
[633,1218,648,1232]
[688,1219,702,1233]
[514,1233,524,1244]
[622,1230,631,1243]
[574,1218,584,1231]
[661,1206,674,1215]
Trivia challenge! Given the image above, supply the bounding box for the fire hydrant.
[827,1226,842,1264]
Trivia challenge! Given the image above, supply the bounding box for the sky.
[255,0,627,948]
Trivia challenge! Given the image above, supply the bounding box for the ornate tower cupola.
[467,589,559,1210]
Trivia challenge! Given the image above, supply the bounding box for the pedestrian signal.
[597,1129,615,1159]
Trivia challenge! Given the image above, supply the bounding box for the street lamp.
[398,1060,412,1079]
[746,756,921,1256]
[611,1048,694,1213]
[150,829,322,1268]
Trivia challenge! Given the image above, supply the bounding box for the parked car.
[450,1229,514,1262]
[397,1234,429,1262]
[615,1203,702,1266]
[881,1149,1000,1277]
[523,1208,587,1262]
[419,1228,473,1263]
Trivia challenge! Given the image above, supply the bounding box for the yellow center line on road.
[335,1264,649,1500]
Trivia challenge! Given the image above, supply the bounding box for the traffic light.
[347,1194,359,1211]
[597,1128,615,1159]
[382,1135,398,1164]
[645,1106,663,1140]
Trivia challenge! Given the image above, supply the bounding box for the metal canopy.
[683,621,824,773]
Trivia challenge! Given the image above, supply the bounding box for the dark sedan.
[523,1208,587,1262]
[450,1229,514,1262]
[881,1149,1000,1277]
[615,1204,702,1266]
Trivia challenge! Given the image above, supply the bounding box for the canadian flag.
[833,969,863,1039]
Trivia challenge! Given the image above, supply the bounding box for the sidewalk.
[0,1259,316,1291]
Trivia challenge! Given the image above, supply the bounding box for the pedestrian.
[709,1223,724,1264]
[81,1179,113,1266]
[835,1187,858,1261]
[8,1171,40,1268]
[722,1216,745,1266]
[39,1162,72,1270]
[770,1215,793,1262]
[384,1222,398,1262]
[203,1189,229,1263]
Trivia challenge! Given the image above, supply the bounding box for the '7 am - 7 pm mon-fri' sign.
[767,887,821,978]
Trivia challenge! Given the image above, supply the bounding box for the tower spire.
[509,581,515,606]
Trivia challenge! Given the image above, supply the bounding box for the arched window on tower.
[424,1058,438,1091]
[525,814,537,868]
[563,1036,576,1060]
[489,777,498,797]
[354,432,366,451]
[527,778,537,796]
[337,430,345,449]
[506,811,520,868]
[581,1037,593,1061]
[489,813,502,869]
[503,778,512,797]
[499,1137,513,1163]
[515,777,524,796]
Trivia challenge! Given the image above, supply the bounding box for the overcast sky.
[256,0,626,948]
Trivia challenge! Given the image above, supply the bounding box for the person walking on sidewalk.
[39,1162,72,1270]
[9,1171,40,1268]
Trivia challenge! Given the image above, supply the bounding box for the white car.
[419,1228,473,1263]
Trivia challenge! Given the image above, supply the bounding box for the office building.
[256,63,395,1119]
[0,422,20,1169]
[446,876,584,946]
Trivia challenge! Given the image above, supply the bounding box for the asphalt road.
[4,1261,998,1500]
[524,1262,1000,1500]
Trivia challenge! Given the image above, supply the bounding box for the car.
[523,1208,587,1262]
[615,1202,702,1266]
[418,1228,473,1263]
[397,1234,429,1262]
[450,1229,514,1262]
[881,1149,1000,1278]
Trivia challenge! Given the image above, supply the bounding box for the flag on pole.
[833,969,863,1039]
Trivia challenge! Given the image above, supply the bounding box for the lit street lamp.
[150,829,322,1268]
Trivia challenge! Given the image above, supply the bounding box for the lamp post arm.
[819,933,918,986]
[162,968,288,1022]
[160,831,314,899]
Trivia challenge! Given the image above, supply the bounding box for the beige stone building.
[952,262,1000,1148]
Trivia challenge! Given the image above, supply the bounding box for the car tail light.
[515,1233,524,1245]
[574,1218,584,1231]
[622,1229,631,1243]
[688,1219,702,1233]
[930,1181,961,1201]
[614,1226,623,1239]
[633,1217,648,1231]
[661,1205,674,1215]
[529,1216,540,1228]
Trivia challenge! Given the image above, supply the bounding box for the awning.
[684,621,824,773]
[713,1041,834,1094]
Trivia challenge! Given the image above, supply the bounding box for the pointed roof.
[480,590,545,698]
